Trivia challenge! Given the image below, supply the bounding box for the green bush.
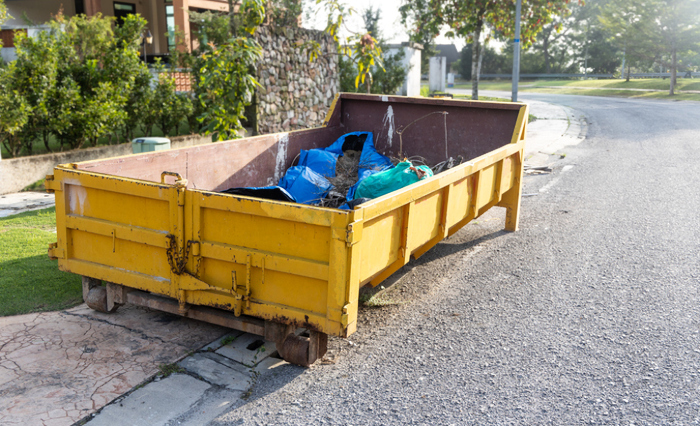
[0,13,199,158]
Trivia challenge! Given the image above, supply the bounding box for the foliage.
[0,67,31,157]
[182,2,264,141]
[0,0,9,29]
[312,0,384,93]
[459,44,509,79]
[265,0,302,27]
[339,7,407,95]
[1,13,193,158]
[197,38,262,140]
[401,0,574,99]
[600,0,700,93]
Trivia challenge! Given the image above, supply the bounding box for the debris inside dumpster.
[354,160,433,200]
[221,131,463,209]
[220,186,295,202]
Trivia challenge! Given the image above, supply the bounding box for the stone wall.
[255,27,339,135]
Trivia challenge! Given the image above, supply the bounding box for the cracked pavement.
[0,304,227,426]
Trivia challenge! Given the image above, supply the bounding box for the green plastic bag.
[353,161,433,200]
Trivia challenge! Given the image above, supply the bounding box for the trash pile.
[222,131,463,209]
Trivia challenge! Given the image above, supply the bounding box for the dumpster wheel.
[82,276,120,313]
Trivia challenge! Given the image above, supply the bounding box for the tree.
[176,1,265,141]
[311,0,384,93]
[0,0,9,28]
[401,0,575,99]
[0,65,31,157]
[339,6,407,95]
[600,0,700,93]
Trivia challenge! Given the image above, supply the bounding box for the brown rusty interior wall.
[76,95,522,192]
[77,126,344,191]
[334,95,521,166]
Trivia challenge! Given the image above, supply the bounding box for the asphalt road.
[211,93,700,425]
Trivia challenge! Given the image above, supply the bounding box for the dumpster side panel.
[358,210,404,280]
[356,134,526,287]
[51,168,179,297]
[181,191,352,337]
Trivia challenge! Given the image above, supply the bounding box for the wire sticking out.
[395,111,449,159]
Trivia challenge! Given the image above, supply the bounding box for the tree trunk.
[669,48,677,95]
[626,62,631,82]
[42,130,52,153]
[228,0,237,37]
[471,16,484,100]
[544,37,551,74]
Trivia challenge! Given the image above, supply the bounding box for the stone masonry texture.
[255,26,339,135]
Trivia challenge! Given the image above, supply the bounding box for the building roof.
[434,44,460,64]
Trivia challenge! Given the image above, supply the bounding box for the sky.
[302,0,466,50]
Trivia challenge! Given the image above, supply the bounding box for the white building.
[385,42,422,97]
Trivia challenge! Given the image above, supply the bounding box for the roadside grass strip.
[0,207,82,316]
[453,79,700,101]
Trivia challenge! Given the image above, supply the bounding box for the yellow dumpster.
[47,93,528,366]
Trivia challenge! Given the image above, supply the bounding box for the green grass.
[0,207,82,317]
[21,178,46,192]
[157,363,186,377]
[452,79,700,101]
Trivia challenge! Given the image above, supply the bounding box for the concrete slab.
[216,333,277,367]
[87,373,210,426]
[253,356,289,375]
[178,352,251,391]
[0,304,227,426]
[0,192,55,218]
[200,330,244,352]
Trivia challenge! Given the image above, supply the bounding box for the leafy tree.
[311,0,384,93]
[599,0,657,80]
[176,1,265,141]
[401,0,574,99]
[340,6,407,95]
[148,61,194,137]
[600,0,700,93]
[265,0,302,27]
[459,44,510,79]
[0,0,8,28]
[0,65,31,157]
[10,30,61,154]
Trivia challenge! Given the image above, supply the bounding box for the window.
[165,1,176,51]
[75,0,85,15]
[113,2,136,26]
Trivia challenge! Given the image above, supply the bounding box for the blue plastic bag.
[278,166,333,205]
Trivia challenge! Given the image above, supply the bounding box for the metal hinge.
[44,175,61,193]
[48,242,64,260]
[345,222,362,247]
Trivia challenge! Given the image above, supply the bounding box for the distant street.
[212,93,700,425]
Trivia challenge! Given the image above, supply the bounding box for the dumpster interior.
[75,94,523,208]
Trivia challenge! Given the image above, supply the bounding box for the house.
[434,44,459,72]
[384,42,422,97]
[1,0,231,61]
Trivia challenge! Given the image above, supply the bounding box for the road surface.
[211,92,700,425]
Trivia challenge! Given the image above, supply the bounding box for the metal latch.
[44,175,61,193]
[48,242,64,260]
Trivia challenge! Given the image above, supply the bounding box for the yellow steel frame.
[48,100,528,339]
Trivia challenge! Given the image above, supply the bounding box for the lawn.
[452,79,700,101]
[0,207,82,316]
